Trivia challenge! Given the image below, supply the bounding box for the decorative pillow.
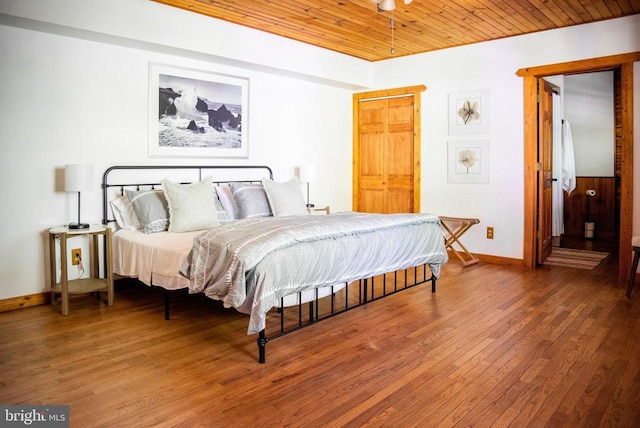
[161,178,220,233]
[214,197,231,223]
[215,185,240,220]
[262,178,307,217]
[230,182,271,218]
[125,189,169,234]
[109,195,140,230]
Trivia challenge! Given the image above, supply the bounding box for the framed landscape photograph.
[447,140,489,184]
[448,90,489,135]
[148,63,249,158]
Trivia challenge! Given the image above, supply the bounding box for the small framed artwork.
[148,63,249,158]
[447,140,489,184]
[448,90,489,135]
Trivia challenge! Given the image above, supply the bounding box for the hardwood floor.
[559,235,619,253]
[1,255,639,427]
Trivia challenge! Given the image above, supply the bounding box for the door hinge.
[537,93,542,103]
[536,162,543,171]
[536,231,542,239]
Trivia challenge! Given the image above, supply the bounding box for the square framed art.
[148,63,249,158]
[447,140,489,184]
[448,90,489,135]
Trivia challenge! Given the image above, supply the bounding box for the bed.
[103,165,448,363]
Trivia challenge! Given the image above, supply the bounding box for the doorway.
[546,72,619,256]
[517,52,639,282]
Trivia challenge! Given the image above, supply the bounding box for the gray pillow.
[162,178,220,233]
[262,178,307,217]
[125,189,169,234]
[230,183,271,218]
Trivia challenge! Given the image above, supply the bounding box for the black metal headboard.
[102,165,273,226]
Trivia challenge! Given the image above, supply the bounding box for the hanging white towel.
[551,93,564,237]
[562,120,577,196]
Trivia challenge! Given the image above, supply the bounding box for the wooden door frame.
[352,85,426,213]
[517,52,639,281]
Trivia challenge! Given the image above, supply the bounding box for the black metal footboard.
[257,263,437,363]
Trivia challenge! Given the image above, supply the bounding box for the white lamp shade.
[379,0,395,11]
[299,165,318,183]
[372,0,411,10]
[65,164,93,192]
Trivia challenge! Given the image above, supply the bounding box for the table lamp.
[298,164,317,208]
[65,164,93,229]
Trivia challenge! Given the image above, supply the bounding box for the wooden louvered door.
[353,86,425,214]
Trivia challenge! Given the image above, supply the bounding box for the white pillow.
[162,178,220,233]
[109,195,140,230]
[215,185,240,220]
[262,178,307,217]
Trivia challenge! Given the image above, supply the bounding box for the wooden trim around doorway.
[516,52,639,281]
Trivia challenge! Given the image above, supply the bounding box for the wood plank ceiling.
[153,0,640,62]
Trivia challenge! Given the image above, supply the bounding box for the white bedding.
[181,212,448,334]
[112,213,448,334]
[112,227,344,304]
[112,228,203,290]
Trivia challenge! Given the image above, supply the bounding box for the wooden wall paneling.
[154,1,640,61]
[563,177,616,239]
[614,68,622,237]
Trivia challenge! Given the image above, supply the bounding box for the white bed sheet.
[112,228,203,290]
[112,227,345,306]
[183,212,448,334]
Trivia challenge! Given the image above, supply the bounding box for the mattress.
[112,227,346,305]
[112,228,203,290]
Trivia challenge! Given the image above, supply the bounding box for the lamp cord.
[77,191,82,226]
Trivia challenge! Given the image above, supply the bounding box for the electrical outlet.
[486,227,494,239]
[71,248,82,265]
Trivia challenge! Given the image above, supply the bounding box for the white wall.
[565,72,615,176]
[0,0,362,300]
[371,15,640,259]
[0,0,639,300]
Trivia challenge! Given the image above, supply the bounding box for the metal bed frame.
[102,165,438,363]
[102,165,272,321]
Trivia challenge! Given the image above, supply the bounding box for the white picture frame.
[447,140,489,184]
[448,90,490,135]
[148,63,249,158]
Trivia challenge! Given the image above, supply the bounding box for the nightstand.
[307,206,330,215]
[48,225,113,316]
